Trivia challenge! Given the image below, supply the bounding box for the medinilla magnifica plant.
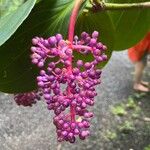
[0,0,150,143]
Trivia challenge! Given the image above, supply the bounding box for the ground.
[0,51,149,150]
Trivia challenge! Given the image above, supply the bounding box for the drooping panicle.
[30,31,107,143]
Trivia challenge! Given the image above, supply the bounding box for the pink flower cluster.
[14,91,41,107]
[14,31,107,143]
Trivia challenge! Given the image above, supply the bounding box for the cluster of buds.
[14,91,41,107]
[53,113,90,143]
[27,31,106,143]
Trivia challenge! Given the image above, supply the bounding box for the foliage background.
[0,0,150,93]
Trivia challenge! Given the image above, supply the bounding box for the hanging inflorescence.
[28,31,107,143]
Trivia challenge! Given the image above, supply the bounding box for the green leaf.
[0,0,25,17]
[0,0,36,46]
[0,0,115,93]
[0,0,74,93]
[107,0,150,50]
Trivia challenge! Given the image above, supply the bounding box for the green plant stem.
[87,2,150,11]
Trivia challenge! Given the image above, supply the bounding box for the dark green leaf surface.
[107,0,150,50]
[0,0,74,93]
[0,0,36,46]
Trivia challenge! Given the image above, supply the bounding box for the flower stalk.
[68,0,85,43]
[68,0,85,122]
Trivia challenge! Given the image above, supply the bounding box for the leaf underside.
[0,0,36,46]
[107,0,150,50]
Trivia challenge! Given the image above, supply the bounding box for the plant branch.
[87,1,150,11]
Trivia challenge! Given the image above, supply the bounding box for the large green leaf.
[107,0,150,50]
[0,0,74,93]
[0,0,115,93]
[0,0,36,46]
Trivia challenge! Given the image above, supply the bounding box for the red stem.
[68,0,84,122]
[68,0,84,43]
